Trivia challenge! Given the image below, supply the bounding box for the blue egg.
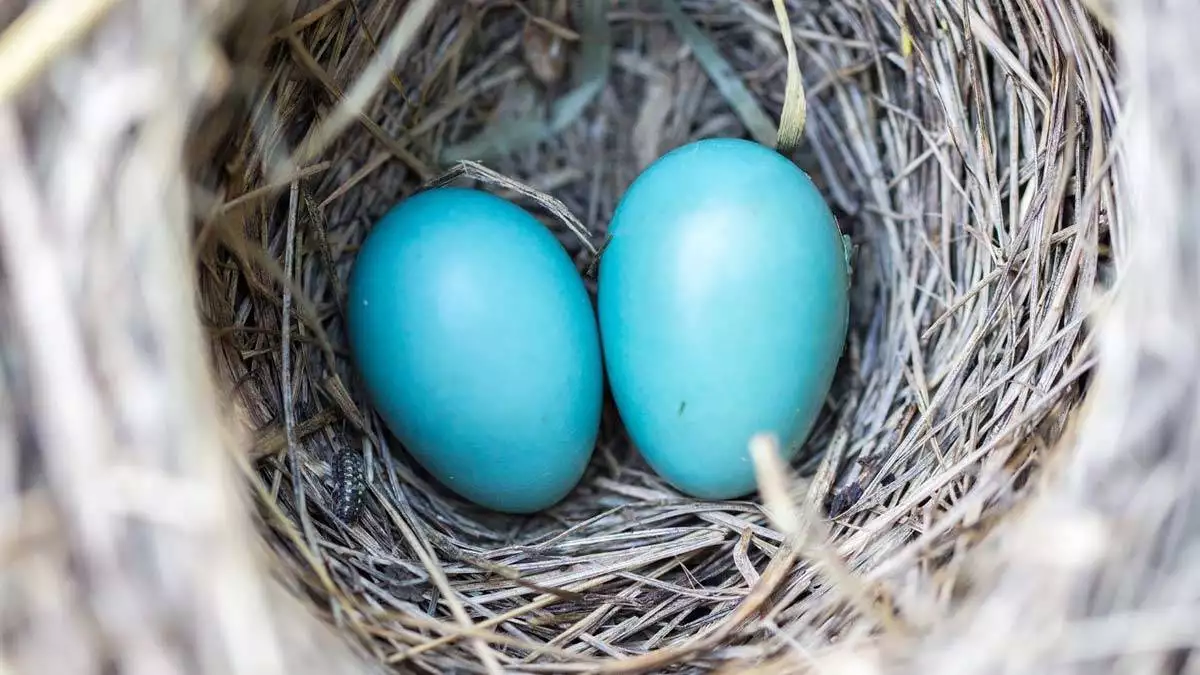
[597,138,850,500]
[347,187,603,513]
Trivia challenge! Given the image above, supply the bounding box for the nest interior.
[192,0,1118,671]
[0,0,1122,673]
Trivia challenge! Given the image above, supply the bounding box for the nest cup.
[13,0,1180,672]
[196,0,1114,668]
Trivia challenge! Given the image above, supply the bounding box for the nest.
[7,0,1200,673]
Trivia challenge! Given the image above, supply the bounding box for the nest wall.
[5,0,1197,674]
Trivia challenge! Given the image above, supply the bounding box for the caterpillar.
[331,448,366,524]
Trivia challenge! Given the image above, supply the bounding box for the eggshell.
[597,138,849,500]
[347,187,603,513]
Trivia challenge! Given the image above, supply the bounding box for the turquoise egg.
[597,138,849,500]
[347,187,603,514]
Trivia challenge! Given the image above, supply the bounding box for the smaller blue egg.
[598,138,850,500]
[347,187,603,514]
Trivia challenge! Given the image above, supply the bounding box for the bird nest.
[11,0,1199,673]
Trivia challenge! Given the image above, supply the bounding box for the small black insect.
[331,448,366,524]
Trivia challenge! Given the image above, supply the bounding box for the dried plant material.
[521,0,572,86]
[251,408,338,460]
[1008,509,1109,570]
[5,0,1171,673]
[750,433,803,540]
[1082,0,1117,32]
[0,0,122,101]
[522,24,568,86]
[632,73,672,169]
[426,159,598,256]
[768,0,806,152]
[201,0,1116,665]
[441,0,610,163]
[0,2,376,674]
[662,0,777,147]
[288,0,438,170]
[804,648,884,675]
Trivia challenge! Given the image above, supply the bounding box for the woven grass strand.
[662,0,778,147]
[769,0,807,153]
[0,0,121,101]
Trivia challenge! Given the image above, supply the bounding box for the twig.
[289,0,438,168]
[282,181,317,557]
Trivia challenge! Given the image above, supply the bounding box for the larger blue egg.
[597,138,849,500]
[347,187,603,514]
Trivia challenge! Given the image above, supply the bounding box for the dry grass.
[4,0,1180,673]
[189,0,1114,669]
